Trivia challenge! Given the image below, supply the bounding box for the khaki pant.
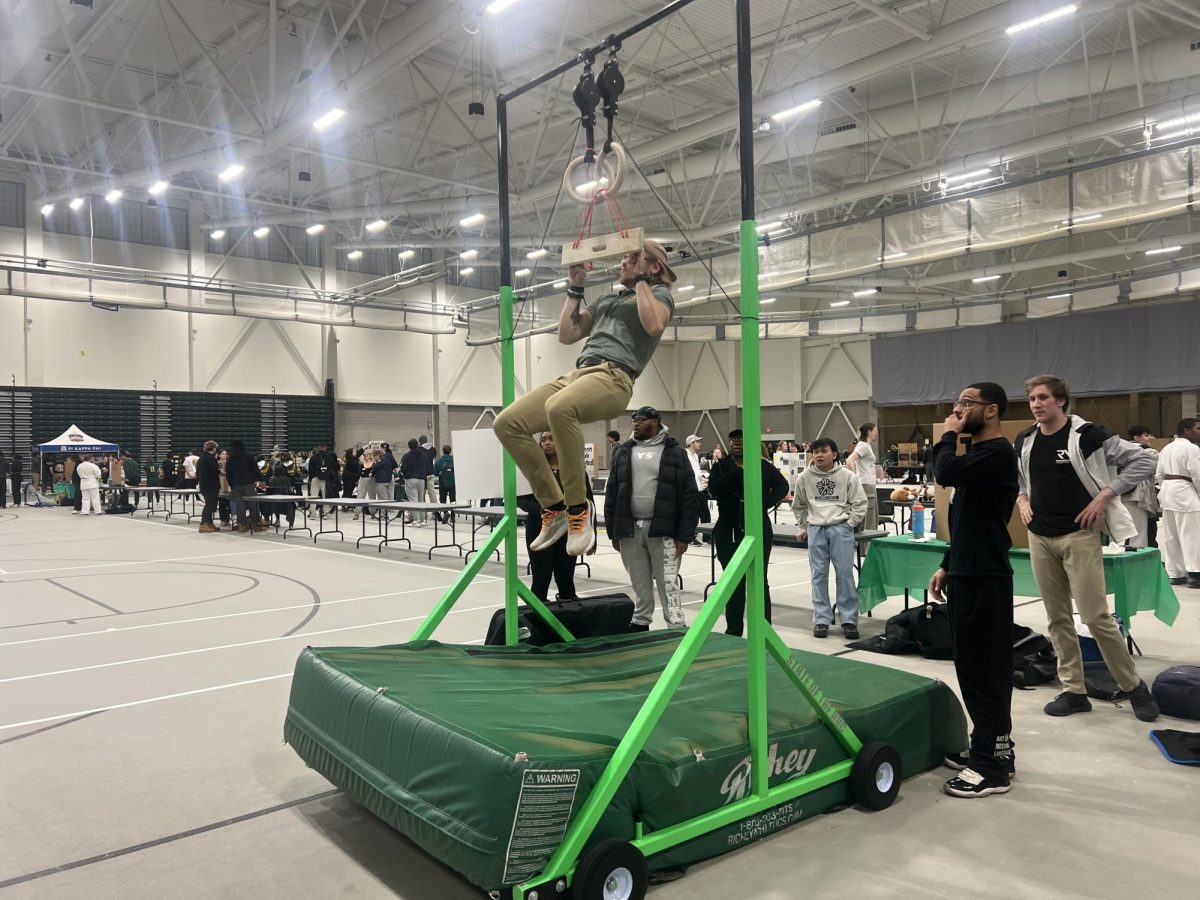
[493,363,632,509]
[1028,529,1140,694]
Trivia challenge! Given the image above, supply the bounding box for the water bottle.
[911,501,925,538]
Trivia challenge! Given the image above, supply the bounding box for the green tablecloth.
[857,534,1180,627]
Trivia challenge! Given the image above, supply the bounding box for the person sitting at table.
[793,438,867,640]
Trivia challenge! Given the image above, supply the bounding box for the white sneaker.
[529,508,569,551]
[565,506,595,557]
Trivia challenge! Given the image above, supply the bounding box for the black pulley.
[573,63,599,163]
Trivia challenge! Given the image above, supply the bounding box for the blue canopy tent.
[31,425,121,506]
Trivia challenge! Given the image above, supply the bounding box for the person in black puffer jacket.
[604,406,699,630]
[225,440,265,532]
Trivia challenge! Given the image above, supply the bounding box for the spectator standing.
[108,451,126,509]
[0,452,7,508]
[518,433,592,603]
[307,443,339,508]
[342,449,362,499]
[161,454,177,489]
[226,440,265,532]
[76,454,103,516]
[370,444,398,516]
[71,455,83,513]
[685,434,710,540]
[8,451,22,506]
[845,423,879,531]
[793,438,867,639]
[1156,418,1200,587]
[434,445,456,523]
[181,449,200,489]
[927,383,1020,798]
[605,407,698,631]
[401,438,433,525]
[121,451,141,510]
[1016,375,1159,721]
[1123,426,1160,549]
[268,462,297,530]
[217,449,232,526]
[196,441,221,533]
[708,428,791,637]
[419,435,438,505]
[354,449,375,521]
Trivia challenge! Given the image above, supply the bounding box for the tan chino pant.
[494,363,633,509]
[1028,529,1140,694]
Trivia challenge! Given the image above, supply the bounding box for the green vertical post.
[499,284,520,645]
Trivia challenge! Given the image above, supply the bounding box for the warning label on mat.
[502,768,581,884]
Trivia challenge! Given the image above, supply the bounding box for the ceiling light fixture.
[218,163,245,182]
[760,297,777,305]
[460,249,478,260]
[305,223,325,235]
[459,212,487,227]
[148,180,169,196]
[553,280,568,288]
[1062,213,1103,225]
[755,220,784,233]
[677,284,696,292]
[879,251,908,261]
[459,267,475,277]
[771,98,821,122]
[346,250,362,260]
[830,300,851,307]
[1006,4,1077,36]
[398,249,416,260]
[365,218,388,233]
[253,226,270,238]
[972,274,1002,283]
[105,189,123,203]
[40,203,54,216]
[209,229,226,240]
[527,248,548,259]
[852,287,880,298]
[515,268,532,277]
[1151,128,1196,143]
[485,0,519,13]
[1145,245,1182,256]
[1153,112,1200,131]
[943,167,993,184]
[312,108,345,132]
[1045,293,1072,300]
[68,197,84,211]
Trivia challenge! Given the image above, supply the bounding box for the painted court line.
[0,673,294,731]
[2,546,299,577]
[1,601,503,684]
[0,583,464,648]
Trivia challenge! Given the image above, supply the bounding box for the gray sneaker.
[564,505,594,557]
[1122,680,1160,722]
[529,508,568,552]
[1044,691,1092,716]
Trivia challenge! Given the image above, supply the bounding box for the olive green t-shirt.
[576,284,674,377]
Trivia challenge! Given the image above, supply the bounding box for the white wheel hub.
[875,761,895,794]
[602,866,634,900]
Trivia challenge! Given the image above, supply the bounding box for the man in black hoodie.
[226,440,265,532]
[401,438,434,524]
[707,428,790,637]
[196,440,222,534]
[605,407,699,630]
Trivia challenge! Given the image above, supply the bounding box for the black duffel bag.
[484,592,635,646]
[1152,666,1200,720]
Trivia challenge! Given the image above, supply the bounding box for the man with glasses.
[928,383,1019,798]
[1015,374,1159,722]
[494,240,677,557]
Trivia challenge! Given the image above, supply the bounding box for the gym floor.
[0,505,1195,899]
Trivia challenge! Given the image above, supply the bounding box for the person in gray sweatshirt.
[793,438,868,639]
[605,406,700,630]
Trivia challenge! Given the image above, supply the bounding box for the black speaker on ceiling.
[298,171,312,182]
[468,101,485,117]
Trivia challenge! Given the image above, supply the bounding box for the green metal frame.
[408,3,877,896]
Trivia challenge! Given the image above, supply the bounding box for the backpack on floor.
[1012,625,1057,688]
[1152,666,1200,720]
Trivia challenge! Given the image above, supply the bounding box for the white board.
[452,428,532,501]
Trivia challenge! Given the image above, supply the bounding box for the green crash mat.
[284,631,965,892]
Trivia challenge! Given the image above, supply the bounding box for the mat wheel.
[573,839,647,900]
[850,741,901,810]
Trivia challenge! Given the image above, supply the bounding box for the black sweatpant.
[713,519,774,637]
[525,514,577,602]
[947,574,1015,781]
[200,488,219,525]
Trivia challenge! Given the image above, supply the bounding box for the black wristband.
[566,285,585,298]
[632,274,651,286]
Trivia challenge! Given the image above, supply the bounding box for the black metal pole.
[497,97,511,286]
[499,0,703,103]
[736,0,755,222]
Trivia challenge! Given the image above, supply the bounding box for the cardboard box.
[933,420,1034,549]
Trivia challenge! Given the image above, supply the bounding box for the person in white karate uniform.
[1156,418,1200,588]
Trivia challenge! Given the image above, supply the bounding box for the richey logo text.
[719,744,817,804]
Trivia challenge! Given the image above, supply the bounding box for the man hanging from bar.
[494,240,676,556]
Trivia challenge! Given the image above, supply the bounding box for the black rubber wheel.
[850,741,902,810]
[574,839,648,900]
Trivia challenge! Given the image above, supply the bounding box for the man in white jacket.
[1016,374,1159,722]
[76,454,103,516]
[793,438,867,639]
[1156,418,1200,588]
